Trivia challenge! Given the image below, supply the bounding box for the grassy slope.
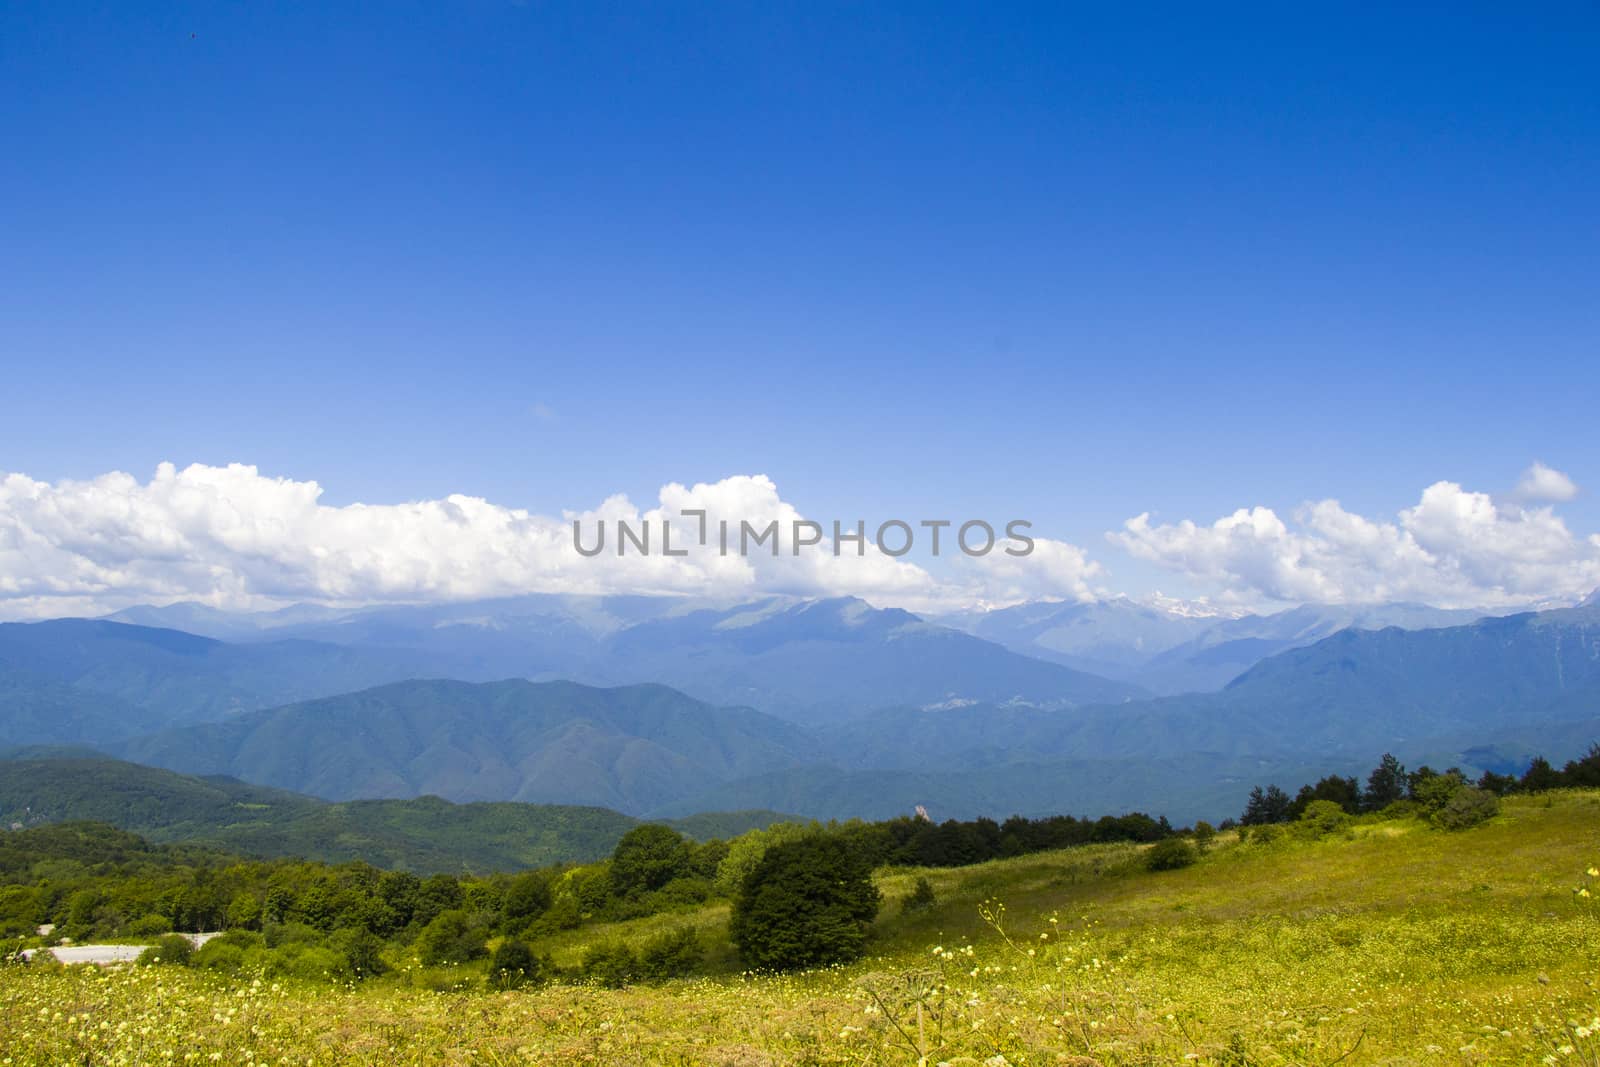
[5,791,1599,1065]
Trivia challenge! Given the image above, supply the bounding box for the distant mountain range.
[0,750,790,871]
[0,618,465,742]
[0,591,1592,828]
[102,595,1146,724]
[937,598,1492,694]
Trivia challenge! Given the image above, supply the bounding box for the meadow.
[3,791,1598,1066]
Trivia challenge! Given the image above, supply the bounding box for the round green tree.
[729,835,880,971]
[609,824,692,898]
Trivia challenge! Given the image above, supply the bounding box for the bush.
[190,941,245,975]
[138,934,193,967]
[264,942,346,982]
[580,941,640,987]
[1296,799,1350,837]
[638,926,702,980]
[902,877,938,915]
[1145,838,1197,871]
[331,928,389,979]
[489,938,540,988]
[1433,786,1500,830]
[125,914,171,937]
[1192,822,1216,852]
[263,922,322,948]
[729,835,880,972]
[192,930,263,975]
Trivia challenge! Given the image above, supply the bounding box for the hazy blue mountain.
[0,619,477,737]
[104,601,350,642]
[104,595,1148,724]
[1134,602,1490,693]
[0,752,794,871]
[565,597,1146,723]
[941,598,1493,694]
[114,679,818,814]
[0,669,154,747]
[936,598,1214,680]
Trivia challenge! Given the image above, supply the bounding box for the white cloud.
[1513,461,1579,503]
[0,463,1087,619]
[1110,472,1600,609]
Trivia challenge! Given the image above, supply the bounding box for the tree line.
[1,805,1178,980]
[1236,744,1600,828]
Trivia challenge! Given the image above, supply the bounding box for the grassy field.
[3,792,1598,1065]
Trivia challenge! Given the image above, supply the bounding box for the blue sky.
[2,3,1597,613]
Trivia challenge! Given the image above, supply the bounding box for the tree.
[225,892,261,931]
[501,871,552,925]
[1298,775,1362,816]
[902,876,938,914]
[1192,821,1216,852]
[715,822,813,897]
[415,908,487,965]
[1521,756,1562,791]
[1411,768,1466,813]
[730,835,880,971]
[1241,785,1292,825]
[610,825,692,898]
[1364,753,1407,811]
[1563,745,1600,788]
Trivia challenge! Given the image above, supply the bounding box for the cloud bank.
[1110,464,1598,609]
[0,463,1101,619]
[2,461,1591,619]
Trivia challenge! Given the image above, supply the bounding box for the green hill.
[0,754,792,871]
[113,678,816,814]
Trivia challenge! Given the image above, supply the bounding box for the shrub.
[263,922,322,948]
[1433,786,1500,830]
[902,877,938,914]
[190,941,245,975]
[730,834,880,971]
[1296,799,1350,837]
[580,941,640,987]
[489,938,540,988]
[1146,839,1197,871]
[264,942,346,982]
[1248,824,1284,846]
[138,934,193,967]
[1192,822,1216,852]
[331,928,389,979]
[638,926,702,980]
[125,914,171,937]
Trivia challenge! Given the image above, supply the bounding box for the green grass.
[5,791,1600,1065]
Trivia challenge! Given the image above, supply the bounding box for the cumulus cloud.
[0,463,1083,619]
[1110,471,1600,609]
[1513,461,1579,503]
